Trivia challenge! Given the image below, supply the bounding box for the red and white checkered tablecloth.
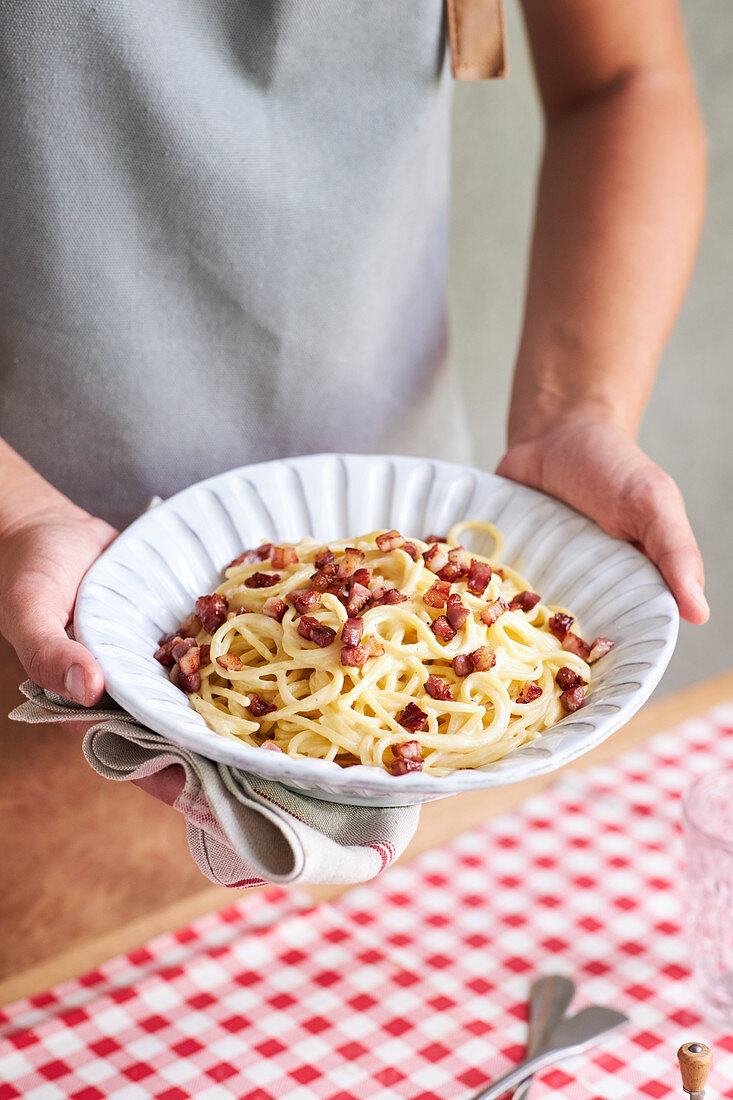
[3,701,733,1100]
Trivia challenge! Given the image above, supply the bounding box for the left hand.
[496,414,709,625]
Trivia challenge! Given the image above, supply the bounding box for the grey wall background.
[448,0,732,697]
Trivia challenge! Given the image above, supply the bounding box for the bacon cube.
[216,653,243,672]
[262,597,287,622]
[376,530,405,552]
[562,633,591,661]
[446,593,469,630]
[345,582,372,617]
[560,685,586,712]
[195,593,229,634]
[423,544,448,574]
[342,618,364,647]
[467,559,492,597]
[244,571,282,589]
[341,644,367,667]
[396,704,428,733]
[470,646,496,671]
[589,637,615,663]
[271,545,299,569]
[556,666,585,691]
[337,547,365,579]
[516,681,542,704]
[431,616,457,644]
[548,612,574,640]
[291,589,321,614]
[247,693,277,717]
[481,598,509,627]
[510,591,541,613]
[452,653,473,677]
[425,675,454,701]
[423,580,451,608]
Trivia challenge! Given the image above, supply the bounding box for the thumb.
[7,598,105,706]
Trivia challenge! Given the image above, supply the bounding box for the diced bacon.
[352,568,372,587]
[178,646,201,676]
[369,577,386,600]
[256,543,274,560]
[326,582,351,605]
[226,549,261,568]
[155,635,183,667]
[548,612,574,640]
[470,645,496,671]
[401,542,419,562]
[560,685,586,712]
[516,682,542,704]
[438,546,469,582]
[362,635,385,659]
[271,545,299,569]
[178,668,201,693]
[392,739,423,760]
[425,675,454,702]
[396,703,428,733]
[341,644,367,667]
[196,593,229,634]
[556,666,585,691]
[346,582,372,617]
[431,616,457,643]
[423,579,451,609]
[452,653,473,677]
[263,740,283,751]
[244,571,282,589]
[562,633,591,660]
[179,612,202,638]
[376,530,405,552]
[310,562,339,590]
[481,598,509,627]
[510,591,541,613]
[424,534,445,544]
[172,637,197,662]
[247,693,277,717]
[446,593,469,630]
[589,637,615,663]
[423,544,448,574]
[263,597,287,622]
[390,757,423,775]
[312,623,337,648]
[494,568,505,580]
[157,630,178,646]
[467,559,492,597]
[291,589,321,614]
[199,644,211,666]
[371,587,407,607]
[341,618,364,647]
[216,653,243,672]
[337,547,365,579]
[314,547,335,568]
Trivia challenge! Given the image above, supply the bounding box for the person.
[0,0,709,722]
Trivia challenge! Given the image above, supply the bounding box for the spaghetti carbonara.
[154,522,614,776]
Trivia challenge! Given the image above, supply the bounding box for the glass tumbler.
[682,771,733,1023]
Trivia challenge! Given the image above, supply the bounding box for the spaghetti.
[154,522,614,776]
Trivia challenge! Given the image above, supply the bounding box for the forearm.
[0,437,84,534]
[509,71,706,444]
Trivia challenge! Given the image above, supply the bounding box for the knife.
[467,1005,629,1100]
[511,975,575,1100]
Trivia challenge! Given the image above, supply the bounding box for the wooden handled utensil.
[678,1042,713,1100]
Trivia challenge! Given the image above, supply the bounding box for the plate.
[74,453,678,806]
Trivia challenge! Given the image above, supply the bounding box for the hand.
[0,505,118,705]
[496,415,709,625]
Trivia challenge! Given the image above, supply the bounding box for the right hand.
[0,505,117,705]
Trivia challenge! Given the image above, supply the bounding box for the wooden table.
[1,632,730,1007]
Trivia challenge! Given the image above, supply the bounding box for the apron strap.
[446,0,508,80]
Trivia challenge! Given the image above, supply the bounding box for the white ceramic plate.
[75,453,678,806]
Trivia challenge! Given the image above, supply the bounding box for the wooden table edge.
[3,669,732,1007]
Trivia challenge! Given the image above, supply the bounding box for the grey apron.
[0,1,472,530]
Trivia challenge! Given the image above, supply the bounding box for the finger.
[132,765,187,806]
[638,490,709,626]
[5,592,106,705]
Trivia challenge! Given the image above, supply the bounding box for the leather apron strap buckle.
[445,0,508,80]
